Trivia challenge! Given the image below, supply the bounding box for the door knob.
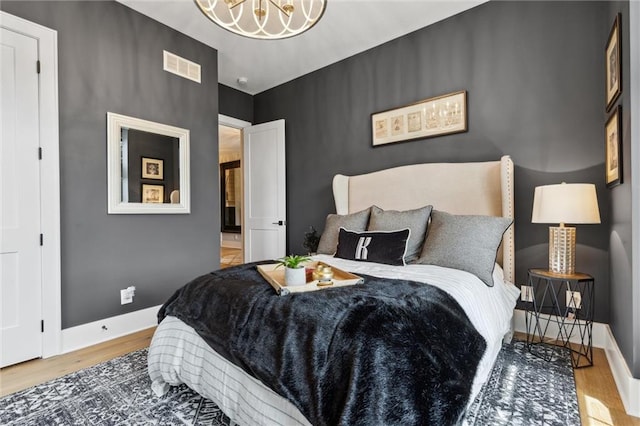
[272,220,284,226]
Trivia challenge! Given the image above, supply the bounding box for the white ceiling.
[117,0,487,95]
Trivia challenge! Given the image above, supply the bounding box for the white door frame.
[1,12,61,358]
[219,113,251,257]
[219,114,251,131]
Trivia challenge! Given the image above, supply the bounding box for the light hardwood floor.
[1,329,639,425]
[0,327,155,398]
[574,348,640,426]
[221,246,243,269]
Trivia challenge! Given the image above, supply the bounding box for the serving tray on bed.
[257,261,364,296]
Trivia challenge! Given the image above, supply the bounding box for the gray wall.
[219,83,254,123]
[255,1,612,322]
[631,1,640,380]
[1,1,220,328]
[606,2,637,377]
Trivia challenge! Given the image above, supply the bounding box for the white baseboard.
[60,305,161,354]
[604,327,640,418]
[512,308,608,348]
[513,308,640,418]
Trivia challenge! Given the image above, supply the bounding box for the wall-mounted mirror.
[220,160,241,232]
[107,112,190,214]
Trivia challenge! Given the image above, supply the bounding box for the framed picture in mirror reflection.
[142,157,164,180]
[142,184,164,203]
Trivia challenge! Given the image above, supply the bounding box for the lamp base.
[548,226,576,274]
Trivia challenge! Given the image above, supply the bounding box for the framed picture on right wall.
[605,13,622,111]
[605,106,622,188]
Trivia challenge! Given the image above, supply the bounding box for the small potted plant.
[276,254,311,286]
[303,226,320,255]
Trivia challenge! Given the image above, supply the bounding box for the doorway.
[1,11,61,366]
[218,114,286,264]
[219,124,243,268]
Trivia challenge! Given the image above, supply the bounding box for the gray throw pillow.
[367,205,433,263]
[415,210,512,287]
[316,207,371,255]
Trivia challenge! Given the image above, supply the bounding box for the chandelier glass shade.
[194,0,326,40]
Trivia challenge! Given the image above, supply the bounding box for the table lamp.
[531,183,601,274]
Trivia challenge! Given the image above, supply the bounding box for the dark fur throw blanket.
[159,262,486,425]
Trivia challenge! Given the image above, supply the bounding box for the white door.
[243,120,286,262]
[1,27,43,367]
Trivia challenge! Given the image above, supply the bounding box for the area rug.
[463,340,580,425]
[0,340,579,425]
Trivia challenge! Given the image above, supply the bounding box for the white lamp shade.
[532,183,601,224]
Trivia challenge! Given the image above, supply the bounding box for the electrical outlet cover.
[121,289,133,305]
[566,290,582,309]
[521,285,534,302]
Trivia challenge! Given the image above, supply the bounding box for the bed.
[148,155,519,425]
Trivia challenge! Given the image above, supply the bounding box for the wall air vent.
[163,50,201,84]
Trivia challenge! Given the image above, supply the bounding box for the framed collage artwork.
[371,91,467,146]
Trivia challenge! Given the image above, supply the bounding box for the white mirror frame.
[107,112,190,214]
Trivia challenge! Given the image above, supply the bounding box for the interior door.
[243,120,286,262]
[1,27,43,367]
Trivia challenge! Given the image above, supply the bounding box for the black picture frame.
[605,13,622,111]
[220,160,241,233]
[141,157,164,180]
[605,106,622,188]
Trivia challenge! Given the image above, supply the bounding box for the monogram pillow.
[335,228,410,266]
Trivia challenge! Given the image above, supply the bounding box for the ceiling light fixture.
[194,0,326,40]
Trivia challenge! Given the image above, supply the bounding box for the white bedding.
[148,256,520,426]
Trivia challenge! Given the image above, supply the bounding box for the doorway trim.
[219,114,251,129]
[218,114,251,258]
[1,12,61,358]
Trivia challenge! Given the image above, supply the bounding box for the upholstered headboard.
[332,155,515,283]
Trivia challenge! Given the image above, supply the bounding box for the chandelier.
[194,0,326,40]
